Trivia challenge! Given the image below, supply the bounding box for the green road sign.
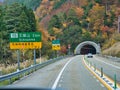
[52,40,60,44]
[10,32,41,42]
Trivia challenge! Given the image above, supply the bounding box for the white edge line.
[51,58,73,90]
[94,56,120,69]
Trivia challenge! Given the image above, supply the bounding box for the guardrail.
[84,56,120,90]
[0,56,68,86]
[98,54,120,62]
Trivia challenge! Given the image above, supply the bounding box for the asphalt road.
[7,55,107,90]
[87,55,120,84]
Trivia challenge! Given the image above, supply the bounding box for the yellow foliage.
[89,3,104,23]
[93,19,103,31]
[82,28,86,33]
[102,32,108,39]
[86,17,90,22]
[63,23,67,28]
[53,27,62,34]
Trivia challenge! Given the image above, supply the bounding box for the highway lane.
[8,58,70,88]
[86,55,120,84]
[55,55,107,90]
[7,55,107,90]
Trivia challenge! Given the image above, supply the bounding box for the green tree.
[18,11,31,32]
[49,15,62,29]
[81,31,92,41]
[60,25,82,51]
[0,3,37,65]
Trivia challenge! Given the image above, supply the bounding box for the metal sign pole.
[17,50,20,70]
[34,49,36,65]
[23,50,25,68]
[40,48,41,64]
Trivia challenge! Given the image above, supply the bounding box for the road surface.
[7,55,107,90]
[87,55,120,84]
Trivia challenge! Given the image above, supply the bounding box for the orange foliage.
[60,45,67,54]
[101,26,109,32]
[37,23,50,41]
[74,7,84,18]
[41,0,49,4]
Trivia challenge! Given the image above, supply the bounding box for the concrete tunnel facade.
[74,41,101,55]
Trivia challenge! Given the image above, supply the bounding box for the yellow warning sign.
[10,42,42,49]
[52,45,61,50]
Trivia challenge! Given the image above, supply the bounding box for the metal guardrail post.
[114,74,117,89]
[101,67,103,77]
[94,64,96,71]
[9,78,12,84]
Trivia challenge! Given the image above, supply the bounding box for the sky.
[0,0,4,3]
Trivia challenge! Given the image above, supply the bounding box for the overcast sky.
[0,0,4,3]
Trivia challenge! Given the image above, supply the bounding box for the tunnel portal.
[74,41,101,55]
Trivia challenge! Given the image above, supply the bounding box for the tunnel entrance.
[74,41,101,55]
[80,45,96,55]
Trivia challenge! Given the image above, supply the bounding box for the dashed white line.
[51,58,73,90]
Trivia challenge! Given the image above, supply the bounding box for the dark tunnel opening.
[80,45,96,55]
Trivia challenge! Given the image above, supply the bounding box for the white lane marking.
[94,56,120,69]
[100,84,104,87]
[51,58,73,90]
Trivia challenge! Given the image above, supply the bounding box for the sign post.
[34,49,36,65]
[68,44,71,55]
[17,50,20,70]
[10,32,42,68]
[52,40,61,57]
[39,48,42,63]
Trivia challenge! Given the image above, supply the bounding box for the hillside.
[1,0,120,60]
[36,0,120,49]
[103,42,120,57]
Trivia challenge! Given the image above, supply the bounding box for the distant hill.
[4,0,42,10]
